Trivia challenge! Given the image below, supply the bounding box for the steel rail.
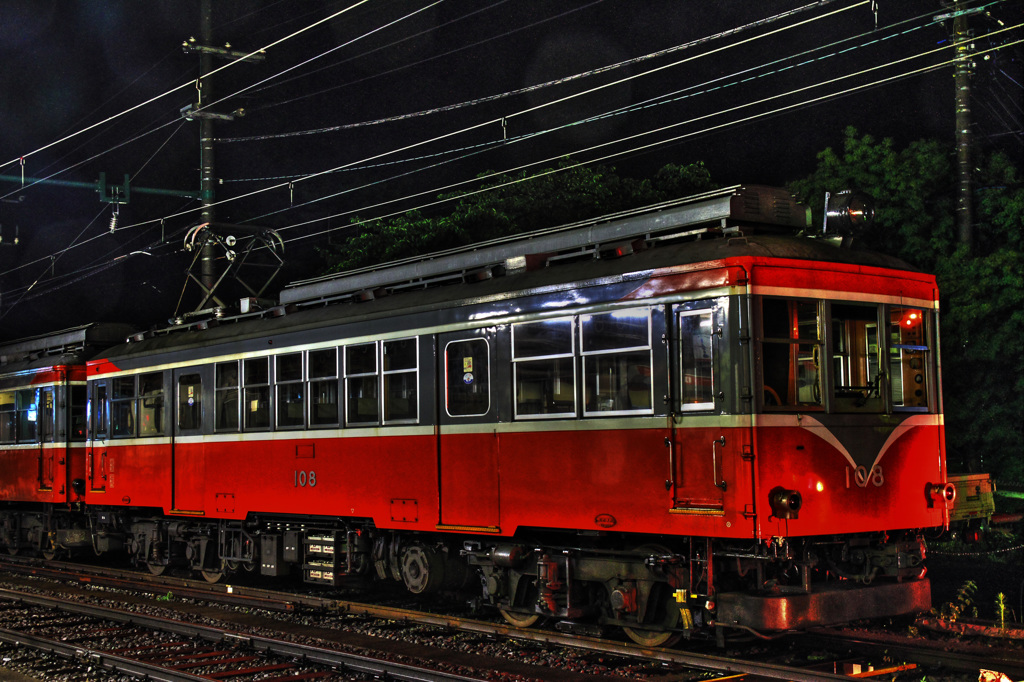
[0,588,485,682]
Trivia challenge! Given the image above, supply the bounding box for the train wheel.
[622,545,683,648]
[499,609,541,628]
[200,569,223,584]
[146,562,167,576]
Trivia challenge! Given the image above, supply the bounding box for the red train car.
[0,187,956,645]
[0,325,133,555]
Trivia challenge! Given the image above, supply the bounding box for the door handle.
[712,436,727,491]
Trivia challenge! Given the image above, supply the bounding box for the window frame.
[512,316,577,420]
[581,307,654,417]
[677,307,717,412]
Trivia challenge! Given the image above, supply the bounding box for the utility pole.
[182,0,264,309]
[198,0,217,296]
[953,0,973,250]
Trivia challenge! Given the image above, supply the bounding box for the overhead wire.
[0,0,375,174]
[218,0,850,143]
[105,0,873,235]
[7,3,1015,303]
[277,32,1023,248]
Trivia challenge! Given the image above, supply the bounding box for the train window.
[138,372,164,437]
[39,388,55,443]
[92,383,109,439]
[178,374,202,432]
[68,385,87,441]
[111,377,136,438]
[830,303,883,412]
[445,339,490,417]
[244,358,271,430]
[345,343,378,425]
[15,389,38,443]
[276,353,304,429]
[581,308,653,415]
[513,318,576,418]
[0,391,15,443]
[761,298,822,408]
[215,362,240,431]
[309,348,339,426]
[678,309,715,411]
[383,338,418,423]
[889,307,930,409]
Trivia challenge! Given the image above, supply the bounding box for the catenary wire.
[0,0,375,174]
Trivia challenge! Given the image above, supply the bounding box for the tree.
[320,159,714,273]
[790,127,1024,482]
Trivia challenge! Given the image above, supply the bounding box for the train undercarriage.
[0,505,931,646]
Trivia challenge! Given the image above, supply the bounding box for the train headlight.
[823,190,875,237]
[926,482,957,507]
[768,487,802,520]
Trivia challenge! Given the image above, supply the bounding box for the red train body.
[0,187,955,644]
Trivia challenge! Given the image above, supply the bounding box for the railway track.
[2,557,1017,681]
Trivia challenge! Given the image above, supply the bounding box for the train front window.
[830,303,884,412]
[761,298,822,408]
[889,306,931,409]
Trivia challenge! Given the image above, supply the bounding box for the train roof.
[0,323,136,374]
[96,186,925,364]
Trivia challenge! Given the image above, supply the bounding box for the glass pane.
[346,376,378,424]
[244,385,270,429]
[111,399,134,438]
[383,338,417,371]
[216,362,238,389]
[93,384,109,438]
[276,353,302,383]
[0,391,15,443]
[215,388,239,431]
[70,386,88,441]
[384,372,417,422]
[585,350,652,413]
[39,389,55,443]
[346,343,377,376]
[890,307,930,408]
[446,339,490,417]
[513,318,573,358]
[178,374,202,431]
[277,383,304,427]
[680,311,714,408]
[763,298,819,340]
[310,379,339,426]
[309,348,337,379]
[138,372,164,436]
[581,309,650,353]
[515,357,575,416]
[831,304,883,412]
[244,357,269,386]
[17,389,37,443]
[112,376,135,399]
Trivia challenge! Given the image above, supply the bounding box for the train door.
[669,303,726,510]
[437,328,501,531]
[37,386,56,491]
[88,380,109,492]
[171,368,206,513]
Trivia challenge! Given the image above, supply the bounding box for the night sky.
[0,0,1020,341]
